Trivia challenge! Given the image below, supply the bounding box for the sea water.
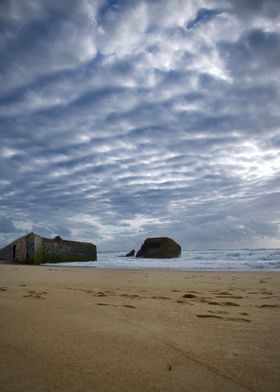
[45,248,280,270]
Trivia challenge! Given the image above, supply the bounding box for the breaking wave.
[45,248,280,270]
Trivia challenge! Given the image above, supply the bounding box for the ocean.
[45,249,280,270]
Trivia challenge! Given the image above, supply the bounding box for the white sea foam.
[45,249,280,270]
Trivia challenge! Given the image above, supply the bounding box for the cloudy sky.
[0,0,279,251]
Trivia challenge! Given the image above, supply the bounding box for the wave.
[44,248,280,270]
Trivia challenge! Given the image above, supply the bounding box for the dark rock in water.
[125,249,135,257]
[136,237,181,258]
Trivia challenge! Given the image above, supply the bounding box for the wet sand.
[0,264,279,392]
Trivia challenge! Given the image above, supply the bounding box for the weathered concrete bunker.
[136,237,181,258]
[0,233,97,264]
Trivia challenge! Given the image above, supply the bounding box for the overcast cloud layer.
[0,0,280,251]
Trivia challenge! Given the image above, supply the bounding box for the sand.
[0,264,279,392]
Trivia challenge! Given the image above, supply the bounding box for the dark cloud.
[228,0,280,19]
[0,0,279,250]
[187,8,223,30]
[220,29,280,78]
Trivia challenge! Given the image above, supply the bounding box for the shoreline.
[2,259,280,272]
[0,264,279,391]
[46,265,280,272]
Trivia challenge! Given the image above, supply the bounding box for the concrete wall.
[0,235,33,263]
[136,237,181,258]
[42,237,96,263]
[34,234,43,265]
[0,243,13,260]
[16,236,28,262]
[0,233,97,264]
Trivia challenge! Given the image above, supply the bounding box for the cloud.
[0,0,279,250]
[187,8,224,30]
[220,29,280,79]
[0,216,18,233]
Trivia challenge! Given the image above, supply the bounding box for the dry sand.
[0,264,279,392]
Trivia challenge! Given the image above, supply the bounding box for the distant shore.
[0,264,279,391]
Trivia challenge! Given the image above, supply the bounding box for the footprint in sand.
[97,292,107,297]
[66,287,107,296]
[22,290,48,299]
[259,279,271,284]
[214,290,231,295]
[152,296,170,300]
[0,287,8,292]
[22,294,45,299]
[182,293,197,299]
[257,304,280,308]
[105,290,116,296]
[92,291,108,297]
[197,314,251,322]
[215,295,244,299]
[120,294,139,299]
[260,291,274,298]
[225,317,251,323]
[200,300,221,305]
[200,300,240,307]
[96,303,136,309]
[122,304,136,308]
[176,300,193,305]
[222,301,240,307]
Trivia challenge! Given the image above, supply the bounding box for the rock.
[125,249,135,257]
[136,237,181,258]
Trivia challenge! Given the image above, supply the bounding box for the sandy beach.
[0,264,279,392]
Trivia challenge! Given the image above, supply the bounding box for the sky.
[0,0,280,251]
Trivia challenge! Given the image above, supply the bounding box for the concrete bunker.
[136,237,181,258]
[0,232,97,264]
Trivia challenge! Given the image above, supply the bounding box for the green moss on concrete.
[43,253,96,263]
[34,235,43,265]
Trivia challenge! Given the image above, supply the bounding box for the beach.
[0,264,279,392]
